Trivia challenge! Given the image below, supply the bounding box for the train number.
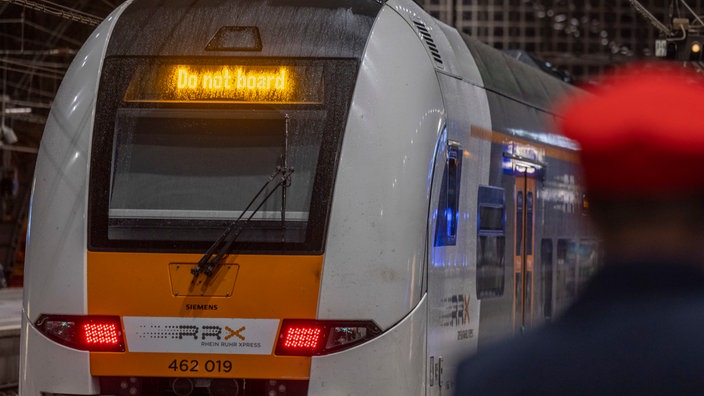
[168,359,232,373]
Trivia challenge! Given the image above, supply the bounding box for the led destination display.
[124,64,324,104]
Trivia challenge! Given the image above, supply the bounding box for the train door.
[503,142,543,335]
[513,168,536,334]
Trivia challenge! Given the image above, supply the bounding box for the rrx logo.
[171,325,246,341]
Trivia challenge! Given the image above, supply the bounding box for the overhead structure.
[630,0,704,63]
[0,0,102,26]
[0,0,113,128]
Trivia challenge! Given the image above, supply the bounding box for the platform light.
[672,35,704,61]
[3,107,31,115]
[35,314,125,352]
[690,40,702,60]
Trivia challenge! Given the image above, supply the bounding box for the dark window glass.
[541,239,553,321]
[516,191,523,256]
[434,142,462,247]
[526,192,533,255]
[479,207,503,231]
[578,240,600,292]
[108,112,318,244]
[477,186,506,299]
[525,271,532,318]
[557,239,577,308]
[514,272,522,319]
[447,156,458,238]
[478,235,506,298]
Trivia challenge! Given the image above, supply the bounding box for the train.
[19,0,599,395]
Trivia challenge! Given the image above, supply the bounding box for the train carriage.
[20,0,597,395]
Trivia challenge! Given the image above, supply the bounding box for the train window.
[578,240,600,292]
[90,58,358,253]
[434,141,463,247]
[477,186,506,299]
[556,239,577,307]
[479,206,503,230]
[515,191,523,256]
[541,239,553,322]
[107,110,321,244]
[526,192,533,255]
[515,191,534,256]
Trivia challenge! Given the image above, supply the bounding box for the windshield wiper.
[191,164,294,282]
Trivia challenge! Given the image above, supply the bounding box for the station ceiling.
[0,0,119,150]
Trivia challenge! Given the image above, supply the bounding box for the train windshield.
[109,110,316,240]
[90,58,357,253]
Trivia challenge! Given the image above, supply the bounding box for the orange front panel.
[91,352,311,379]
[87,251,323,378]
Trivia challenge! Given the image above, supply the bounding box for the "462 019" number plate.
[168,359,233,373]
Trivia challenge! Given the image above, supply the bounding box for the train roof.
[106,0,384,59]
[462,34,578,115]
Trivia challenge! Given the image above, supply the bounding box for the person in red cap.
[454,63,704,395]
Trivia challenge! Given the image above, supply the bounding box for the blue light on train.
[446,208,454,234]
[502,156,514,174]
[502,143,514,174]
[434,143,462,247]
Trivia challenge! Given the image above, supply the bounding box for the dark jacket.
[454,262,704,395]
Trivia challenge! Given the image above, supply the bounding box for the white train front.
[20,0,596,395]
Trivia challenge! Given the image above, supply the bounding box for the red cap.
[556,63,704,197]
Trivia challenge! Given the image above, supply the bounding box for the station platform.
[0,287,21,395]
[0,288,21,331]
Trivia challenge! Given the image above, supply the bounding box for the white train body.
[20,1,593,395]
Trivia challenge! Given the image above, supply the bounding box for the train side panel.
[310,6,441,393]
[19,3,132,395]
[425,73,494,394]
[317,2,442,330]
[422,28,594,393]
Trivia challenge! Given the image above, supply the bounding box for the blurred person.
[454,63,704,395]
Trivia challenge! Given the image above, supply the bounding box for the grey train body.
[20,0,594,395]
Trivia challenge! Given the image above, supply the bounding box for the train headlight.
[275,319,382,356]
[35,314,125,352]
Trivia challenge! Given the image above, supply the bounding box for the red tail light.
[281,326,323,350]
[275,319,381,356]
[35,315,125,352]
